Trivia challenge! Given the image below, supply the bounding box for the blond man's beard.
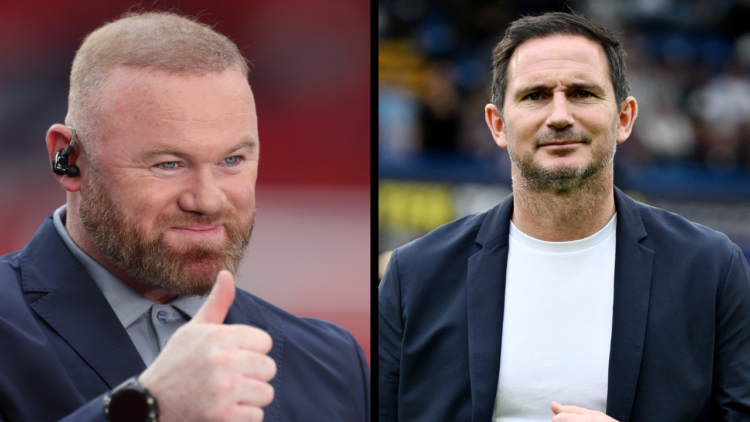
[79,174,255,296]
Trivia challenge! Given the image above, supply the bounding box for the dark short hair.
[490,11,628,112]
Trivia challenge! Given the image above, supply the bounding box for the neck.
[510,166,616,242]
[63,195,178,304]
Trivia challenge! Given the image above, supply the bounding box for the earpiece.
[52,126,80,177]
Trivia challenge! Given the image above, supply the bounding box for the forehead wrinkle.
[512,71,606,93]
[513,57,607,80]
[509,35,608,78]
[509,63,610,97]
[148,107,254,129]
[156,116,250,124]
[524,58,604,71]
[141,137,256,160]
[103,68,252,114]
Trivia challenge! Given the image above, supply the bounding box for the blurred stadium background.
[0,0,370,362]
[379,0,750,279]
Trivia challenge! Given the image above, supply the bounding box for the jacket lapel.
[606,188,654,422]
[465,189,654,422]
[466,194,514,422]
[21,217,147,389]
[20,215,286,408]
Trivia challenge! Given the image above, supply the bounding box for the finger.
[551,401,563,414]
[235,377,275,408]
[192,270,236,324]
[235,349,277,382]
[551,414,578,422]
[212,324,273,354]
[551,402,592,416]
[208,402,265,422]
[233,406,264,422]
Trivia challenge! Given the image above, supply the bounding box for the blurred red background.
[0,0,370,362]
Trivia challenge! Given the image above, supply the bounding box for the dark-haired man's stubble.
[502,111,619,229]
[504,113,619,194]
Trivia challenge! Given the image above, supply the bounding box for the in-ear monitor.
[52,126,80,177]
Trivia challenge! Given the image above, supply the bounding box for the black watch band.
[103,376,159,422]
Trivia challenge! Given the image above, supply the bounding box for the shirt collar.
[52,205,206,327]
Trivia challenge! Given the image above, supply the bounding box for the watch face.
[109,389,150,422]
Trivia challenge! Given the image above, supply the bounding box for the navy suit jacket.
[379,187,750,422]
[0,216,370,422]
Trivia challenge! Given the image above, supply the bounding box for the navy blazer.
[0,216,370,422]
[379,187,750,422]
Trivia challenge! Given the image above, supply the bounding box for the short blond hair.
[65,11,250,153]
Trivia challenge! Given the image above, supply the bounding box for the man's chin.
[543,165,588,180]
[144,260,219,297]
[536,154,588,171]
[131,246,232,296]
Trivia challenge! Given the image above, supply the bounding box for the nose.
[178,167,226,215]
[546,92,574,129]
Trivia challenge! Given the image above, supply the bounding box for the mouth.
[166,224,224,242]
[171,224,221,231]
[538,140,584,150]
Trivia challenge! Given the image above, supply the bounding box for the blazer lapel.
[466,194,514,422]
[20,216,285,405]
[606,188,654,422]
[21,217,146,389]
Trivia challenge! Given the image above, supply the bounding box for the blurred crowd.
[379,0,750,169]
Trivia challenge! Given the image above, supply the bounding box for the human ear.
[485,104,508,149]
[46,124,82,192]
[615,96,638,144]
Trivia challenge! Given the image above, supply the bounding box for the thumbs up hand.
[138,270,276,422]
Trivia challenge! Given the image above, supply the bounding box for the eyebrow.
[142,137,257,160]
[516,82,605,95]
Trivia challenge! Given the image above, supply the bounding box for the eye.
[577,90,593,98]
[526,92,542,101]
[223,156,241,166]
[159,161,178,169]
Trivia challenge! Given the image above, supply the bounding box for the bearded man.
[0,11,369,422]
[379,12,750,422]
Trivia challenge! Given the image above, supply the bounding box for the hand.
[551,402,619,422]
[138,270,277,422]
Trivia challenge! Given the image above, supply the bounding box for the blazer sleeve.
[352,328,371,422]
[56,395,106,422]
[711,245,750,420]
[379,248,404,422]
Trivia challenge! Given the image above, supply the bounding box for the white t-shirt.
[492,215,617,422]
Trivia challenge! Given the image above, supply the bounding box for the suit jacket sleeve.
[379,248,403,422]
[352,326,372,422]
[56,395,106,422]
[712,245,750,420]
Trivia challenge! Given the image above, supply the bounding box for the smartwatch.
[103,376,160,422]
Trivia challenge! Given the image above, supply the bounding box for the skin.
[485,35,637,242]
[485,35,637,420]
[139,270,276,422]
[45,68,275,421]
[46,67,259,304]
[551,402,617,422]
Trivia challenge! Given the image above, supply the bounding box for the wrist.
[104,375,159,422]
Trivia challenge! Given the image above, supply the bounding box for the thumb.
[192,270,236,324]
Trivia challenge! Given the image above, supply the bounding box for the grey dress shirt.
[53,205,206,366]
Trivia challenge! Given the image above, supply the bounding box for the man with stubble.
[380,12,750,422]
